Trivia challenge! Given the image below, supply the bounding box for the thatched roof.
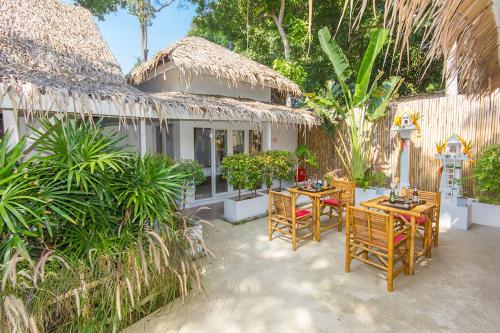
[342,0,500,96]
[128,37,302,96]
[0,0,159,117]
[151,92,318,126]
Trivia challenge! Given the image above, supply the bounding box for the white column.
[399,138,411,190]
[445,43,459,96]
[140,118,147,156]
[262,122,272,151]
[2,110,20,147]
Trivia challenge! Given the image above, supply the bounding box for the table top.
[361,195,436,218]
[288,186,343,198]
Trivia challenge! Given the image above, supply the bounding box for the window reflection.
[249,130,262,154]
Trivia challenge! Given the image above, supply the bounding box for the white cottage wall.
[138,68,272,102]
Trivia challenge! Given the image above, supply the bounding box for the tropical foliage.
[221,153,263,200]
[187,0,442,95]
[0,118,204,332]
[473,145,500,204]
[257,151,297,191]
[176,159,206,208]
[307,27,402,184]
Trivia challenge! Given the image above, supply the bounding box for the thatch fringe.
[128,37,302,96]
[340,0,500,96]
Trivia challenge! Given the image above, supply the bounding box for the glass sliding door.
[249,130,262,154]
[194,128,212,199]
[214,130,228,194]
[232,130,245,154]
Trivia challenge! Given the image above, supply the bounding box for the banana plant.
[307,27,402,183]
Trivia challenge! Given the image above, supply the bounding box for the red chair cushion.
[321,198,340,206]
[394,233,406,244]
[296,209,312,218]
[396,214,426,225]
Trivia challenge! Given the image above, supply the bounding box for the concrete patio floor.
[126,216,500,332]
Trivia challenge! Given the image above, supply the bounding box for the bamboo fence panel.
[299,93,500,197]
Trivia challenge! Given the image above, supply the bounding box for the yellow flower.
[436,142,446,154]
[393,115,402,126]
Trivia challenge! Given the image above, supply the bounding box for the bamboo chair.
[268,190,315,251]
[319,179,356,232]
[345,207,410,292]
[398,189,441,250]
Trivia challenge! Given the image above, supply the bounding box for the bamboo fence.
[299,93,500,197]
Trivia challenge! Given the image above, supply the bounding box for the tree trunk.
[272,0,291,61]
[141,22,148,62]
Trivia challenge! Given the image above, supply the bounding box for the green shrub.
[221,153,263,200]
[370,170,387,188]
[473,145,500,204]
[257,151,296,191]
[0,118,202,332]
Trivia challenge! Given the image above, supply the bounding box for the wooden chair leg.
[292,220,297,251]
[433,223,440,247]
[387,249,394,292]
[404,236,411,275]
[337,207,343,232]
[268,218,272,241]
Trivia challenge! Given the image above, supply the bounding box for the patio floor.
[126,214,500,332]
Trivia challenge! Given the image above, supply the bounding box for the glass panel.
[215,130,228,194]
[165,124,174,157]
[232,130,245,154]
[155,125,163,155]
[0,113,4,138]
[194,128,212,199]
[249,130,262,154]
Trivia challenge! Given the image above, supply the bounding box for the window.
[249,130,262,154]
[232,130,245,154]
[215,130,228,194]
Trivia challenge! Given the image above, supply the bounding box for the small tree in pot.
[271,151,297,191]
[222,154,263,201]
[176,159,206,209]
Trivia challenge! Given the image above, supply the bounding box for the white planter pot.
[471,201,500,228]
[224,194,268,223]
[439,200,471,231]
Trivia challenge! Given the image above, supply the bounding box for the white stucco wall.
[138,68,272,102]
[271,124,298,152]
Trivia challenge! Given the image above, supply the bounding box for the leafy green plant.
[257,151,297,191]
[176,159,206,209]
[295,144,318,169]
[117,153,185,226]
[221,154,263,200]
[370,170,387,188]
[473,145,500,204]
[307,27,402,184]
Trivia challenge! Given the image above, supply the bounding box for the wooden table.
[288,187,343,242]
[361,196,436,275]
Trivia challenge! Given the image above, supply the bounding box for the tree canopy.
[188,0,443,95]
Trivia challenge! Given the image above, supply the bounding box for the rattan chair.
[268,190,315,250]
[345,207,410,292]
[319,179,356,232]
[398,189,441,249]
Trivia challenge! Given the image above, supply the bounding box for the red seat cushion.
[321,198,340,206]
[396,214,426,225]
[296,209,312,218]
[394,233,406,244]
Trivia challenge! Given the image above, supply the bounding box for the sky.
[94,4,196,74]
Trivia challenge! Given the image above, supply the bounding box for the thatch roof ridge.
[128,36,302,96]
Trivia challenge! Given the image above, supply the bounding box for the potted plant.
[294,144,319,184]
[222,154,267,223]
[176,159,206,209]
[471,144,500,227]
